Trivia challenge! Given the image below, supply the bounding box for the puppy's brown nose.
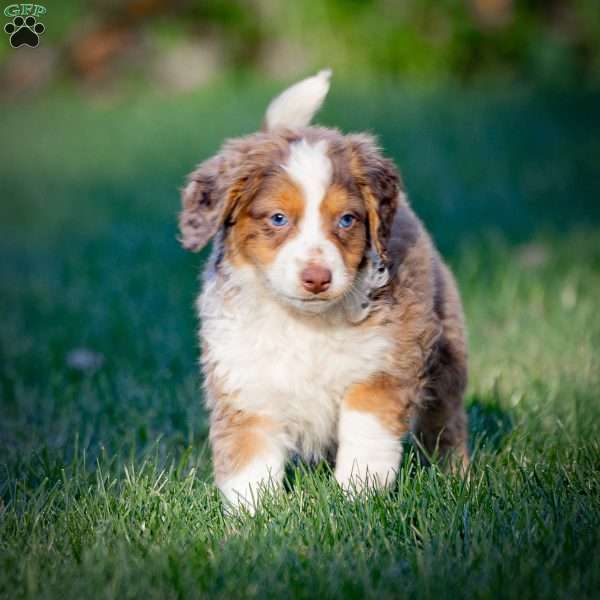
[301,264,332,294]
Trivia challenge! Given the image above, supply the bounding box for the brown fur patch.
[209,404,279,484]
[320,183,367,271]
[344,373,413,437]
[228,172,305,267]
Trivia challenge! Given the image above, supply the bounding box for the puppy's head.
[179,71,401,314]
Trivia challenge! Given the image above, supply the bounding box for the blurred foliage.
[181,0,600,81]
[1,0,600,97]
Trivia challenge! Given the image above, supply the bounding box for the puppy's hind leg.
[412,334,469,473]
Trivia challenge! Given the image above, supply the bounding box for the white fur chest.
[198,266,392,459]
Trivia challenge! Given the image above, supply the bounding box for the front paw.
[334,460,397,495]
[219,461,283,515]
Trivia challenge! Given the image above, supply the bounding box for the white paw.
[219,457,283,515]
[335,409,402,495]
[334,460,398,495]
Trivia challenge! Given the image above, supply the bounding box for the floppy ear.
[349,134,401,264]
[178,154,237,252]
[178,144,274,252]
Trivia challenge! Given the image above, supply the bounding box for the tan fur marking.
[209,405,279,483]
[228,173,305,268]
[320,183,367,271]
[344,374,412,437]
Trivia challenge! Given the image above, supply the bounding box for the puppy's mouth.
[293,296,330,303]
[262,273,354,314]
[285,295,330,305]
[280,293,344,314]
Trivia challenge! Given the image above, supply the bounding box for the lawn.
[0,79,599,599]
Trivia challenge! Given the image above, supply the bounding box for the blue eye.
[270,213,288,227]
[338,213,356,229]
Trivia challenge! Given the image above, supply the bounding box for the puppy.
[179,70,469,511]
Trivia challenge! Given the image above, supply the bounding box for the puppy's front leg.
[210,405,286,512]
[335,374,410,492]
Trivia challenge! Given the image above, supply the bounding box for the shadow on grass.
[398,394,513,473]
[466,396,514,454]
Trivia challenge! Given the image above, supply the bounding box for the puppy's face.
[179,130,400,314]
[229,139,367,312]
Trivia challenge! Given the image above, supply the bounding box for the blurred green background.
[1,2,600,599]
[3,0,600,90]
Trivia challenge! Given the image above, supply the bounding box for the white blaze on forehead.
[283,138,332,250]
[265,137,350,307]
[284,139,332,210]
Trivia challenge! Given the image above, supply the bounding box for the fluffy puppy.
[179,70,469,511]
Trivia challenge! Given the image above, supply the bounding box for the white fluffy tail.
[263,69,332,132]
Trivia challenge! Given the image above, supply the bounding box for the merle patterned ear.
[178,133,288,252]
[349,134,401,264]
[178,153,249,253]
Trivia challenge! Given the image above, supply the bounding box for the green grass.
[1,80,600,599]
